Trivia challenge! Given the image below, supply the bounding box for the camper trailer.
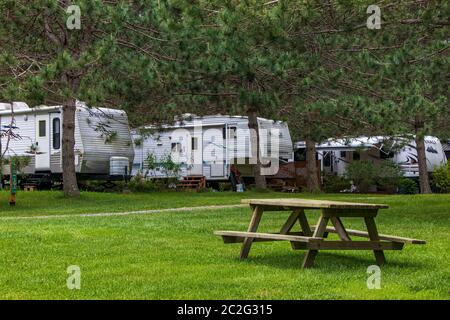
[0,101,134,186]
[132,115,294,183]
[295,136,447,179]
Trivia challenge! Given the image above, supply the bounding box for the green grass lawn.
[0,190,395,217]
[0,191,449,299]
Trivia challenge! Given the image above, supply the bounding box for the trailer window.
[228,127,237,139]
[294,148,306,161]
[171,142,181,153]
[52,118,61,149]
[323,153,331,167]
[39,120,46,137]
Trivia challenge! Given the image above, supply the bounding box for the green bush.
[128,174,159,192]
[322,174,351,193]
[160,153,182,178]
[345,160,378,193]
[345,160,403,193]
[398,178,418,194]
[433,162,450,193]
[377,161,404,193]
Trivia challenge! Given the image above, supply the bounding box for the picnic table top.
[241,198,389,210]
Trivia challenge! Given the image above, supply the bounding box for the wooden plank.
[311,226,426,244]
[280,210,310,251]
[240,206,264,259]
[219,232,306,243]
[302,214,329,268]
[298,209,312,236]
[330,217,351,241]
[215,231,322,243]
[321,208,378,218]
[241,198,389,210]
[305,241,404,250]
[364,217,386,265]
[253,205,290,212]
[279,210,301,234]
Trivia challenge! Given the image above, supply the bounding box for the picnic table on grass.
[215,199,426,268]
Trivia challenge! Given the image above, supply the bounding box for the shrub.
[143,152,157,177]
[322,174,351,193]
[398,178,418,194]
[377,161,404,193]
[345,160,403,193]
[433,162,450,193]
[160,153,181,178]
[1,156,31,173]
[345,160,378,193]
[128,174,158,192]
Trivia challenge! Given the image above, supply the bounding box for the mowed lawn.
[0,191,449,299]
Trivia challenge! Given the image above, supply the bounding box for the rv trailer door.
[35,114,51,170]
[188,134,203,176]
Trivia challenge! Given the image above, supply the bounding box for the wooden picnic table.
[215,198,425,268]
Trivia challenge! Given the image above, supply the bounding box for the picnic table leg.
[279,209,301,234]
[330,217,351,241]
[280,209,310,250]
[364,216,386,265]
[240,205,263,259]
[302,213,329,268]
[298,209,312,236]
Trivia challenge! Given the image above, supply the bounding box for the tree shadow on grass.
[241,251,425,271]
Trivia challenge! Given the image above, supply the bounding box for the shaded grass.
[0,192,449,299]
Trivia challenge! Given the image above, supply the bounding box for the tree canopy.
[0,0,448,194]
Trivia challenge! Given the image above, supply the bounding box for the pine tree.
[0,0,167,196]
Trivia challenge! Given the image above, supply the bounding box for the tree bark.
[305,138,320,192]
[62,96,80,197]
[415,134,432,194]
[247,109,266,189]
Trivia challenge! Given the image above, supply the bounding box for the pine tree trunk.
[305,138,320,192]
[247,109,266,189]
[415,134,432,194]
[62,97,80,197]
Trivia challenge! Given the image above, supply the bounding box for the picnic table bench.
[215,199,425,268]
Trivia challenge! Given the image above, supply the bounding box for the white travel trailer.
[295,136,447,178]
[0,101,134,185]
[132,114,294,181]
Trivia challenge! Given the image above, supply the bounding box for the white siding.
[132,115,294,180]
